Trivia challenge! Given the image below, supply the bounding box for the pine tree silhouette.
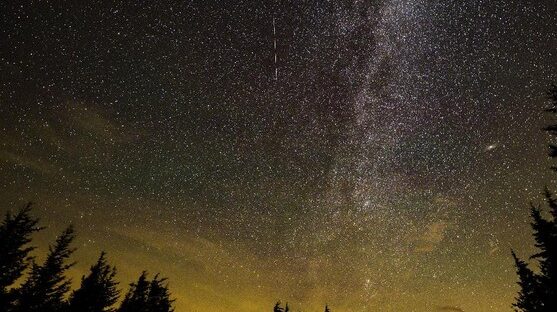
[0,203,42,309]
[544,84,557,165]
[512,250,544,311]
[513,200,557,312]
[512,85,557,311]
[68,252,119,312]
[146,274,174,312]
[14,226,75,312]
[537,190,557,297]
[0,205,178,312]
[118,271,173,312]
[118,271,150,312]
[273,302,284,312]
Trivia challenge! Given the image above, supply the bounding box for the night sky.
[1,1,557,311]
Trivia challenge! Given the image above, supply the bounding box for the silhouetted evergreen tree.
[0,203,41,309]
[544,84,557,164]
[68,252,119,312]
[119,272,173,312]
[325,305,331,312]
[512,85,557,311]
[535,190,557,298]
[14,226,75,312]
[516,191,557,312]
[146,274,174,312]
[119,271,150,312]
[273,302,284,312]
[0,204,178,312]
[512,250,544,311]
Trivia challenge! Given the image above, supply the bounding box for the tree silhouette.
[536,190,557,296]
[146,274,174,312]
[512,250,544,311]
[544,84,557,165]
[325,305,331,312]
[513,190,557,312]
[0,205,178,312]
[14,226,75,312]
[68,252,119,312]
[118,271,174,312]
[273,302,284,312]
[0,203,41,309]
[512,85,557,311]
[118,271,150,312]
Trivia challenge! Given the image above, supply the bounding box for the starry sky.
[1,1,557,311]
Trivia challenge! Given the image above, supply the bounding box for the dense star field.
[1,1,557,311]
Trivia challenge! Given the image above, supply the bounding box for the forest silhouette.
[511,85,557,312]
[0,204,174,312]
[2,87,557,311]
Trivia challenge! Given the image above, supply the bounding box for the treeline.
[0,204,174,312]
[0,204,335,312]
[511,85,557,312]
[273,302,330,312]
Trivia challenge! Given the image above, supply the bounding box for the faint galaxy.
[1,1,557,311]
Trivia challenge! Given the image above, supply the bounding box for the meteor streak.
[273,17,278,80]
